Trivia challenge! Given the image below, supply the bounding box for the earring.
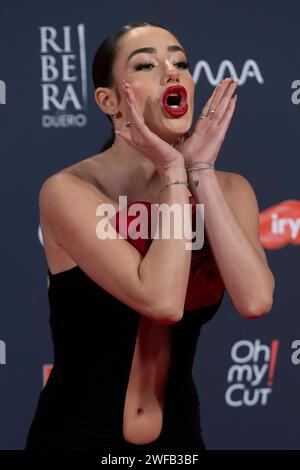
[112,111,122,118]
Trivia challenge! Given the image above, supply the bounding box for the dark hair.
[92,21,168,152]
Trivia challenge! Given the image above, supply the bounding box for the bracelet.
[160,179,189,193]
[186,162,215,173]
[186,164,215,173]
[185,160,215,169]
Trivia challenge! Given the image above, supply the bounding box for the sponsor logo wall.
[225,339,279,407]
[0,1,299,450]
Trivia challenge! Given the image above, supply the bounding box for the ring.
[198,115,206,120]
[208,109,215,114]
[125,121,132,127]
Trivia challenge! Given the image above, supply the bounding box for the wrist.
[187,167,216,187]
[186,160,215,170]
[158,162,187,183]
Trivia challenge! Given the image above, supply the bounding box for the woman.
[25,21,275,454]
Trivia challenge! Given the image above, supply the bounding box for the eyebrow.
[126,45,187,64]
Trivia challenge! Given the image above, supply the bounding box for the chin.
[162,123,191,146]
[164,133,181,146]
[150,116,192,145]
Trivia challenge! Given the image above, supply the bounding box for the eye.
[176,61,190,69]
[134,61,190,71]
[134,63,155,71]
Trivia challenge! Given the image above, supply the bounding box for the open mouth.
[162,85,188,117]
[166,93,183,108]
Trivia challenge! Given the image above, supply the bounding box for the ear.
[94,87,119,116]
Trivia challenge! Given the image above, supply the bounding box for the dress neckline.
[48,196,195,278]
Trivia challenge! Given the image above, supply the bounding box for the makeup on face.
[126,45,190,117]
[161,85,188,117]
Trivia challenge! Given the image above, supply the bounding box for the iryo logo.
[259,200,300,249]
[40,24,88,128]
[0,79,6,104]
[192,60,264,85]
[225,339,279,407]
[0,339,6,365]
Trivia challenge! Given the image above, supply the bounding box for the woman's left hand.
[173,77,239,167]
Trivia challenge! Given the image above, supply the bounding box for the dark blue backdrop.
[0,0,299,450]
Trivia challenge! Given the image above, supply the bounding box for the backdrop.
[0,0,299,450]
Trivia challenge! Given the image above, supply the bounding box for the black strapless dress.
[25,197,225,454]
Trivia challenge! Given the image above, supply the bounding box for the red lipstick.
[162,85,188,117]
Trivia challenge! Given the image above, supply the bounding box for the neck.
[109,137,160,187]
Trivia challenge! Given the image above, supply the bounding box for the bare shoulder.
[215,169,233,185]
[38,164,115,276]
[219,171,258,207]
[216,171,255,204]
[39,167,108,211]
[39,152,110,203]
[214,170,242,201]
[215,169,245,185]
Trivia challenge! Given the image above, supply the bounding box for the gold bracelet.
[160,179,189,193]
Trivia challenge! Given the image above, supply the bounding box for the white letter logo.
[193,60,264,85]
[0,80,6,104]
[40,24,88,128]
[0,340,6,365]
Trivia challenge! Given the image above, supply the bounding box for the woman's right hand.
[114,80,184,173]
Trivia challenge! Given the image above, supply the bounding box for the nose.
[163,61,180,84]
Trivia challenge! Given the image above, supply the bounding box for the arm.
[188,170,275,318]
[39,166,191,325]
[138,164,192,321]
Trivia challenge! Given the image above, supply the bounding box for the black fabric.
[25,265,224,452]
[25,200,225,452]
